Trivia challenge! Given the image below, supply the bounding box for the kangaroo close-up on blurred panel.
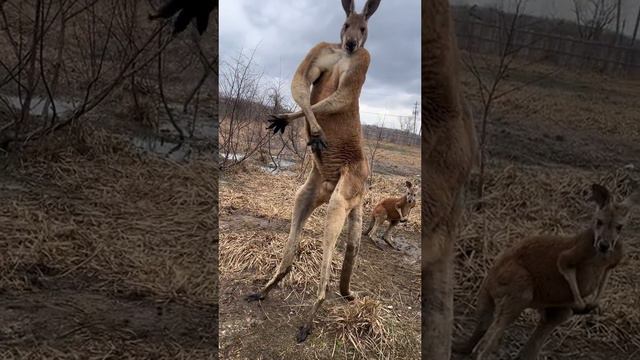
[425,0,640,360]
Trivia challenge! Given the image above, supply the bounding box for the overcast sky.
[220,0,421,131]
[452,0,640,35]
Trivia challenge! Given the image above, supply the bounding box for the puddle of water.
[258,158,295,174]
[132,135,191,161]
[1,95,74,117]
[219,151,246,162]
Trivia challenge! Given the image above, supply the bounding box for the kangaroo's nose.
[598,242,610,253]
[346,40,356,52]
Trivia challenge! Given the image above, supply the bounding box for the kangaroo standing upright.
[246,0,382,343]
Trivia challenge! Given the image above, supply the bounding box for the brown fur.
[246,0,381,344]
[454,184,639,360]
[422,0,478,358]
[365,181,417,249]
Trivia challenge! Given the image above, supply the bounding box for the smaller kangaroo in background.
[364,181,417,249]
[454,183,640,360]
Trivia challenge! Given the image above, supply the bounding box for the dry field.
[452,62,640,359]
[219,141,421,359]
[0,127,217,359]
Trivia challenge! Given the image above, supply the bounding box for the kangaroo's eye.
[360,27,365,32]
[596,219,603,227]
[616,224,623,232]
[344,24,349,29]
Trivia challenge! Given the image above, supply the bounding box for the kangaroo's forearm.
[560,267,584,305]
[291,68,324,134]
[593,270,610,302]
[282,91,355,121]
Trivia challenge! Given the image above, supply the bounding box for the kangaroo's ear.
[591,184,611,209]
[342,0,355,16]
[405,181,412,188]
[362,0,381,20]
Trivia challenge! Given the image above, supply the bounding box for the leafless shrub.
[0,0,216,152]
[463,0,561,207]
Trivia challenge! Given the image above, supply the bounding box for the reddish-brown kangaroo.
[454,183,640,360]
[364,180,417,249]
[245,0,382,343]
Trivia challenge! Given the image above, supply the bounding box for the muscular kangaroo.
[246,0,382,343]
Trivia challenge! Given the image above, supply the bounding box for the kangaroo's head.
[404,181,417,206]
[590,183,640,255]
[340,0,381,54]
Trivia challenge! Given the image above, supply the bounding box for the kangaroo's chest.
[311,53,351,104]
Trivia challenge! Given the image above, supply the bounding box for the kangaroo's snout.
[598,241,610,253]
[345,40,357,53]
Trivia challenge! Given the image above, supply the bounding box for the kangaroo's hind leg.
[297,169,360,343]
[516,307,572,360]
[381,220,399,249]
[246,165,324,302]
[340,203,363,301]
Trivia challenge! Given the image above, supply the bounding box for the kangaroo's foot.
[296,323,313,343]
[245,292,266,302]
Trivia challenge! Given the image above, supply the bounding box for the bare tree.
[463,0,560,205]
[366,117,386,189]
[218,47,271,169]
[632,3,640,46]
[573,0,617,41]
[0,0,177,149]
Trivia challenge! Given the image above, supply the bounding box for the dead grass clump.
[325,296,389,356]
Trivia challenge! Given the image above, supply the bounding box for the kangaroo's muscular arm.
[277,49,370,121]
[288,43,331,135]
[267,43,335,152]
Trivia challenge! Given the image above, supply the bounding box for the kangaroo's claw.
[266,114,289,134]
[245,292,265,302]
[296,323,313,343]
[307,133,328,154]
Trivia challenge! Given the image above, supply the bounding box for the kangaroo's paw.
[266,114,289,134]
[573,302,599,315]
[307,132,328,154]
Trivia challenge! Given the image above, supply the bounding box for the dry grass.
[0,127,217,302]
[219,141,420,359]
[0,126,217,358]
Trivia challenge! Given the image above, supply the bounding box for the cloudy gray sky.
[220,0,421,131]
[452,0,640,36]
